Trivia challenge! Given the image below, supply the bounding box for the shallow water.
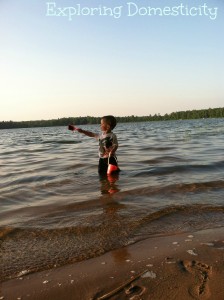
[1,119,224,281]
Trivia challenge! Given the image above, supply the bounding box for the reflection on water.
[100,173,120,195]
[1,119,224,281]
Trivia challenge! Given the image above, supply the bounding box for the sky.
[0,0,223,121]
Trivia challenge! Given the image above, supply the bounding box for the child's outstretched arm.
[68,125,98,138]
[76,128,98,138]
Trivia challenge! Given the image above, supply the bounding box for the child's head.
[101,115,117,131]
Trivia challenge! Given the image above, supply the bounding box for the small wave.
[139,146,176,151]
[118,180,224,197]
[131,162,224,177]
[138,155,186,164]
[6,175,54,186]
[42,140,81,144]
[1,203,223,282]
[133,205,224,240]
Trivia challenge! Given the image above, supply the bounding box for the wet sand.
[1,227,224,300]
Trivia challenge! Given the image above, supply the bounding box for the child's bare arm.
[76,128,98,138]
[68,125,98,138]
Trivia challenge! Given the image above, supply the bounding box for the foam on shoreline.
[1,227,224,300]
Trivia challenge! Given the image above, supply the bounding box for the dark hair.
[102,115,117,130]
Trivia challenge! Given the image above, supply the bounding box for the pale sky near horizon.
[0,0,223,121]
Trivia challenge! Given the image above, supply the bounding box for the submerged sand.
[1,227,224,300]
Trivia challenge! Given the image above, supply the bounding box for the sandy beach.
[1,227,224,300]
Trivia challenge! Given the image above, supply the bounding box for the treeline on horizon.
[1,107,224,129]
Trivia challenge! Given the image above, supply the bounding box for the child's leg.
[98,156,120,174]
[98,158,108,174]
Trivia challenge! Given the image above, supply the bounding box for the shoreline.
[1,114,224,131]
[1,227,224,300]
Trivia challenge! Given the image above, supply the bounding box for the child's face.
[100,119,110,132]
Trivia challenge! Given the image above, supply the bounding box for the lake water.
[1,118,224,281]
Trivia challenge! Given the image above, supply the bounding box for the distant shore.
[1,107,224,130]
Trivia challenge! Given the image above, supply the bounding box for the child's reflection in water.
[99,173,120,195]
[99,174,131,263]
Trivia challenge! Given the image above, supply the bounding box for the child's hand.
[68,125,75,131]
[75,128,83,133]
[68,125,80,131]
[103,147,115,157]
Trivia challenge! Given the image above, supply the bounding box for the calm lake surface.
[1,119,224,281]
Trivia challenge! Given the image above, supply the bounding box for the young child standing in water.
[68,115,119,174]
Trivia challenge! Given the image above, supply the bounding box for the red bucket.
[107,163,119,174]
[107,155,119,174]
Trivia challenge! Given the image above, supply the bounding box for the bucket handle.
[108,153,118,165]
